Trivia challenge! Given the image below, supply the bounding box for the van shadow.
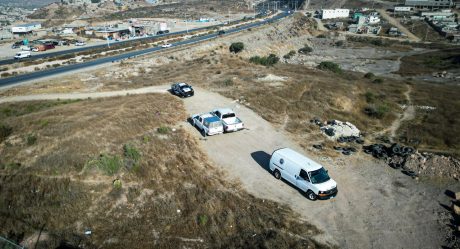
[250,150,308,198]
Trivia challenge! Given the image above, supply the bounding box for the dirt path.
[390,85,416,139]
[377,9,421,42]
[0,86,167,104]
[0,86,451,248]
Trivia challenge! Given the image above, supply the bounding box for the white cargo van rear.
[269,148,337,200]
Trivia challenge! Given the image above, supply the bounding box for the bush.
[229,42,244,53]
[249,54,279,66]
[283,50,296,59]
[365,91,376,103]
[373,78,384,84]
[87,154,122,175]
[364,104,390,119]
[317,34,326,38]
[113,179,122,189]
[335,40,344,47]
[317,61,342,73]
[298,45,313,54]
[0,124,13,142]
[123,144,140,162]
[26,134,37,145]
[223,78,234,86]
[364,72,375,79]
[157,125,171,134]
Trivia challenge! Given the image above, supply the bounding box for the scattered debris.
[312,144,323,150]
[311,118,361,140]
[404,152,460,180]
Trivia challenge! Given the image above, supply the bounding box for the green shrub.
[249,54,279,66]
[373,78,384,84]
[365,91,376,103]
[87,154,122,175]
[317,34,326,38]
[229,42,244,53]
[298,45,313,54]
[364,104,390,119]
[26,134,37,145]
[317,61,342,73]
[364,72,375,79]
[123,144,140,162]
[113,179,122,189]
[335,40,345,47]
[157,125,171,134]
[0,124,12,142]
[283,50,296,59]
[223,78,234,86]
[198,214,208,226]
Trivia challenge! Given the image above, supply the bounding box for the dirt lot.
[0,95,329,249]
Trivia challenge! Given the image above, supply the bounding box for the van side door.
[282,159,297,185]
[295,169,311,192]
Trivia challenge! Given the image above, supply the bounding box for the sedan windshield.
[309,168,330,184]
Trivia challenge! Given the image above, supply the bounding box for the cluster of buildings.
[348,12,382,35]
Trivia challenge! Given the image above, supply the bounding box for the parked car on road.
[269,148,338,200]
[161,43,172,48]
[14,51,31,59]
[20,45,31,51]
[191,113,224,136]
[218,30,225,35]
[75,41,86,46]
[212,108,244,132]
[171,82,194,97]
[11,41,24,49]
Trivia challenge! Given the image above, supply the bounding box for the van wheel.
[306,190,317,201]
[273,169,281,179]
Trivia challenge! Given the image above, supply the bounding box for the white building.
[394,6,412,12]
[11,22,41,34]
[367,15,381,24]
[320,9,350,19]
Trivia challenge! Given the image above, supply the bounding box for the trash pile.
[363,143,418,177]
[311,118,361,141]
[404,152,460,180]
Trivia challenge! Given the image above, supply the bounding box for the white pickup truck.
[212,108,244,133]
[191,113,224,136]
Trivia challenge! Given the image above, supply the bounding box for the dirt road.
[0,86,454,248]
[377,9,421,42]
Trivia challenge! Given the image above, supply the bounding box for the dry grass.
[398,48,460,76]
[0,94,330,249]
[397,82,460,156]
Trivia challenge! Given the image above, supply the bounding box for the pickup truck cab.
[191,113,224,136]
[269,148,337,200]
[212,108,244,132]
[14,51,31,59]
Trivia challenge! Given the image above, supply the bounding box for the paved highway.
[0,11,291,87]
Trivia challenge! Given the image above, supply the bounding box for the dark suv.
[171,82,194,98]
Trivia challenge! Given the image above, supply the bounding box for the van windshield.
[309,168,330,184]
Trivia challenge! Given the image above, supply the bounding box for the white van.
[269,148,337,200]
[14,51,31,59]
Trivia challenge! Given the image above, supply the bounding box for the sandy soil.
[2,86,457,248]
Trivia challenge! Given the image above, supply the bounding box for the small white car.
[14,51,31,59]
[191,113,223,136]
[161,43,172,48]
[75,41,86,46]
[270,148,337,200]
[20,45,31,51]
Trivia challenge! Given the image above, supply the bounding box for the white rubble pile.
[320,120,360,140]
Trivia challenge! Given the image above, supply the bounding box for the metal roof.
[274,148,323,171]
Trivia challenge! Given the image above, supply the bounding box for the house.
[320,9,350,19]
[367,15,381,24]
[420,10,454,20]
[11,22,41,34]
[94,27,130,39]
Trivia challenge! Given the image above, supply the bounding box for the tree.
[229,42,244,53]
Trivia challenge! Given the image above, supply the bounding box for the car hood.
[182,87,192,93]
[314,178,337,191]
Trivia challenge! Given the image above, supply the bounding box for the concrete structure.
[11,22,41,34]
[420,10,455,20]
[405,0,454,9]
[94,27,130,39]
[394,6,413,12]
[320,9,350,19]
